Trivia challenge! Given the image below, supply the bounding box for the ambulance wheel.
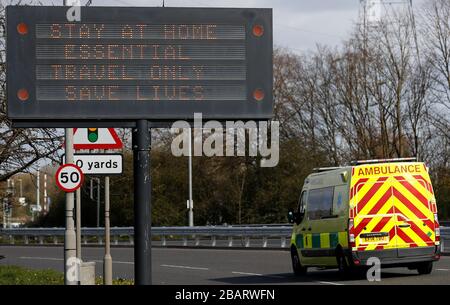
[336,249,350,275]
[291,246,307,276]
[417,261,433,275]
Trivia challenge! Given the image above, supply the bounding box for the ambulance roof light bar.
[313,167,344,172]
[351,157,417,165]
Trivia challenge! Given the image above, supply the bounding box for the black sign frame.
[7,6,273,127]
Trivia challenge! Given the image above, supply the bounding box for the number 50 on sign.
[55,164,84,192]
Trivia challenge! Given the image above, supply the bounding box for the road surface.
[1,246,449,285]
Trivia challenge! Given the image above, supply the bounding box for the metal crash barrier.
[0,226,448,252]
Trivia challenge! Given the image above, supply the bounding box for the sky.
[34,0,430,53]
[37,0,364,53]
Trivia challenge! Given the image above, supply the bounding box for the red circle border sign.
[55,163,84,192]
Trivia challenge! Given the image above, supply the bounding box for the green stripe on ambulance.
[295,232,348,249]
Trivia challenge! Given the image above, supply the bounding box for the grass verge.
[0,265,133,285]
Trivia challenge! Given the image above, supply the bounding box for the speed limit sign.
[55,164,84,192]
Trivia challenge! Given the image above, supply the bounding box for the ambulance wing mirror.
[288,210,295,223]
[288,209,304,224]
[288,209,295,224]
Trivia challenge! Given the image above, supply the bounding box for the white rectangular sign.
[62,154,123,175]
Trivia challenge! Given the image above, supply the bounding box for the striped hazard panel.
[349,163,437,252]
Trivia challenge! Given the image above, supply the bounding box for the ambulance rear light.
[435,227,440,242]
[348,219,355,247]
[435,214,440,242]
[349,234,355,244]
[351,157,417,165]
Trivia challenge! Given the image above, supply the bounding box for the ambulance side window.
[297,191,307,215]
[307,187,334,220]
[333,185,347,216]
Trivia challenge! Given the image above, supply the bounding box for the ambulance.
[288,158,441,275]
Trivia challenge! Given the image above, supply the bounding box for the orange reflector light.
[252,25,264,37]
[17,23,28,35]
[253,89,264,101]
[17,89,29,101]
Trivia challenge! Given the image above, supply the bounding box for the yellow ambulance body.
[288,159,441,275]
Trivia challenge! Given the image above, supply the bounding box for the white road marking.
[111,260,134,265]
[436,268,449,271]
[231,271,263,276]
[91,259,134,265]
[231,272,289,280]
[19,256,134,265]
[316,281,344,285]
[19,256,63,261]
[161,264,209,271]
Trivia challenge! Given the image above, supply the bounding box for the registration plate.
[361,235,389,244]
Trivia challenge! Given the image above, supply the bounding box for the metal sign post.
[63,129,77,285]
[188,128,194,227]
[96,178,100,228]
[104,173,112,285]
[133,120,151,285]
[36,170,40,212]
[43,173,48,212]
[62,0,76,286]
[76,187,81,261]
[75,145,82,265]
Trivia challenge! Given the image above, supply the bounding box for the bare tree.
[421,0,450,141]
[0,1,62,182]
